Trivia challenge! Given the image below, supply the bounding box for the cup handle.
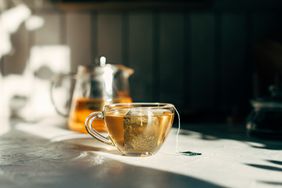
[85,112,114,146]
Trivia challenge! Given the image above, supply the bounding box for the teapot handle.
[50,73,74,117]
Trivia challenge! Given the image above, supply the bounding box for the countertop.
[0,118,281,188]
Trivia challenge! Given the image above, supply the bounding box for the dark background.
[2,0,282,123]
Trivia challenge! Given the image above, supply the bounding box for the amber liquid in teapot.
[68,96,132,133]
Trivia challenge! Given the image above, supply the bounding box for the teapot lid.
[252,85,282,109]
[251,97,282,109]
[77,56,134,76]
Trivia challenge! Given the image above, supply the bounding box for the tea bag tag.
[174,106,202,157]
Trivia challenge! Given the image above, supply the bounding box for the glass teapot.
[51,57,134,133]
[246,85,282,140]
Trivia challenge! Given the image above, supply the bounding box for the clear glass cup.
[85,103,175,156]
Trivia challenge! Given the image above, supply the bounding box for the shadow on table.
[52,158,224,188]
[267,160,282,166]
[179,123,282,151]
[258,181,282,186]
[50,137,224,188]
[0,130,224,188]
[58,137,121,156]
[244,159,282,173]
[245,163,282,172]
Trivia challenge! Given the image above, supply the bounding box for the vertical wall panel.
[97,13,123,63]
[189,13,216,110]
[252,13,282,43]
[159,13,184,106]
[66,12,92,72]
[3,25,29,75]
[220,13,246,110]
[252,13,282,98]
[34,13,62,45]
[128,12,153,102]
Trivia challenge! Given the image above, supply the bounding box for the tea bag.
[124,108,159,153]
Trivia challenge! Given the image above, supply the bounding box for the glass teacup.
[85,103,175,156]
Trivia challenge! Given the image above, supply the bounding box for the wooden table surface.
[0,118,281,188]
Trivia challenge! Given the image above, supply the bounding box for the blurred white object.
[27,46,71,74]
[18,45,71,121]
[0,4,31,58]
[1,4,31,32]
[0,73,31,134]
[0,27,11,57]
[0,4,31,133]
[0,77,11,135]
[25,15,44,31]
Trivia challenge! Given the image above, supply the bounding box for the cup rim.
[104,102,175,109]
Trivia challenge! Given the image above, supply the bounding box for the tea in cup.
[85,103,175,156]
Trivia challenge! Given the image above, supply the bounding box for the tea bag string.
[174,106,181,154]
[173,106,202,157]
